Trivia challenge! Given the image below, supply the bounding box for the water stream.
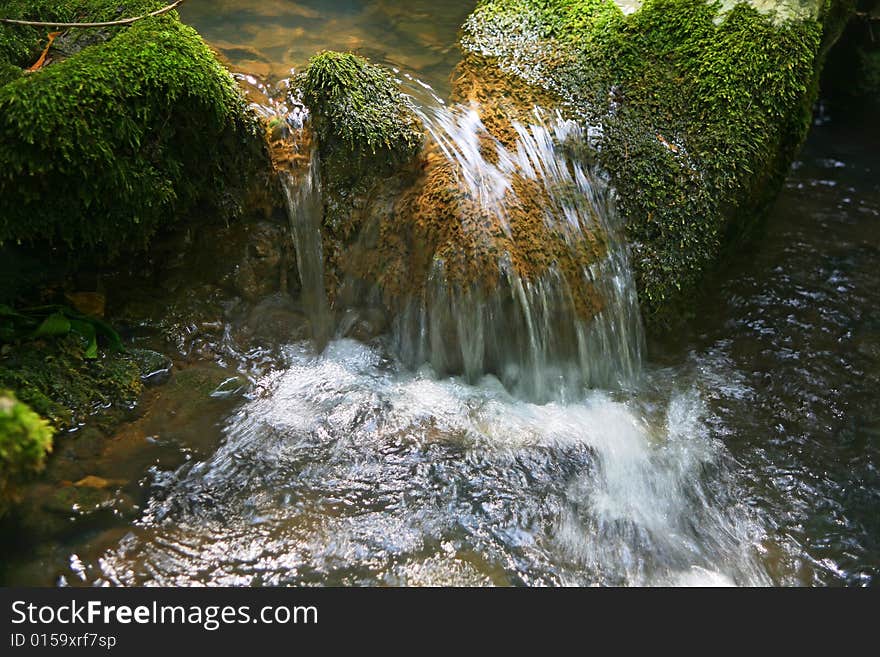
[1,1,877,587]
[383,100,644,400]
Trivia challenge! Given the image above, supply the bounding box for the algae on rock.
[0,335,143,431]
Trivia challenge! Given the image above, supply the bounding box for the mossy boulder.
[0,0,272,258]
[0,390,54,517]
[300,52,425,297]
[458,0,854,324]
[302,51,424,169]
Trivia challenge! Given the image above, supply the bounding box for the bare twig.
[0,0,184,28]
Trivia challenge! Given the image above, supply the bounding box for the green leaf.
[88,316,124,353]
[69,320,98,359]
[34,313,71,338]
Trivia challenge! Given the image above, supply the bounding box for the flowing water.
[380,100,644,401]
[281,152,333,351]
[1,2,878,586]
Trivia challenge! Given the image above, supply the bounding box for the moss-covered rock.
[302,51,424,168]
[0,0,272,257]
[0,335,142,431]
[0,390,54,517]
[459,0,854,324]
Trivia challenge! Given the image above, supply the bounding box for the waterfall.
[280,152,332,351]
[65,82,772,590]
[268,73,644,401]
[383,100,645,401]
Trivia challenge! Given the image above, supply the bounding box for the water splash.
[83,340,770,587]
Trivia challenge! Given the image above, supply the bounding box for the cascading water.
[48,75,775,588]
[281,153,332,351]
[385,98,644,400]
[242,70,333,351]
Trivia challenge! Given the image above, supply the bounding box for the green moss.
[302,51,424,167]
[0,390,54,517]
[462,0,848,324]
[0,1,161,64]
[0,336,142,430]
[0,2,269,257]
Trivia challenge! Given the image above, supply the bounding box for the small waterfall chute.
[343,94,645,400]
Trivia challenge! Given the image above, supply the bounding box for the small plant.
[0,304,123,359]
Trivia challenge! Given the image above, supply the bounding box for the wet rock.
[210,377,247,399]
[64,291,106,318]
[13,480,138,541]
[72,475,127,490]
[231,222,292,302]
[0,390,53,518]
[338,308,389,344]
[234,293,312,348]
[129,348,173,386]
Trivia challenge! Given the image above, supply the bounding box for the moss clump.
[0,390,54,517]
[461,0,850,324]
[302,51,424,167]
[0,1,269,257]
[0,336,142,430]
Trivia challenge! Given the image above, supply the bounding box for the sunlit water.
[1,3,877,587]
[179,0,474,94]
[369,98,644,400]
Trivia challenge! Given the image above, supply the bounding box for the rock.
[0,334,144,431]
[456,0,854,325]
[129,348,173,386]
[0,0,274,259]
[234,293,312,348]
[64,292,106,318]
[0,390,53,518]
[13,480,139,541]
[338,308,389,343]
[300,52,426,300]
[72,475,127,490]
[231,222,292,302]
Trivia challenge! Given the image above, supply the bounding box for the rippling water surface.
[2,2,878,586]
